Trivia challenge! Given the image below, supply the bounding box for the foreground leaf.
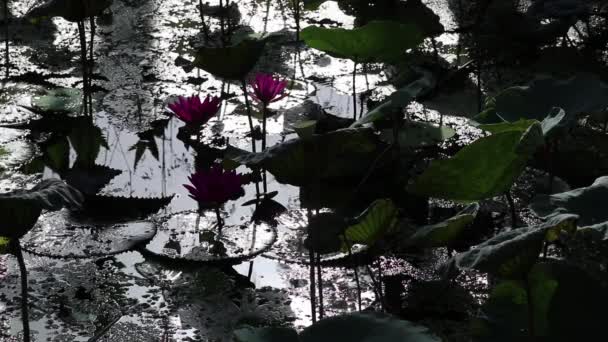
[343,199,398,247]
[193,37,266,80]
[405,203,479,248]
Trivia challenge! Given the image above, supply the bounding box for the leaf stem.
[241,79,257,153]
[12,239,31,342]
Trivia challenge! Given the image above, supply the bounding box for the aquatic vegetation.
[3,0,608,341]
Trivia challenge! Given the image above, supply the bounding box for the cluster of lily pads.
[2,0,608,341]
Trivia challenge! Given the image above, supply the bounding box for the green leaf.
[227,128,381,186]
[405,203,479,248]
[351,73,435,128]
[0,179,84,238]
[300,313,441,342]
[446,214,578,278]
[473,261,607,342]
[193,37,266,80]
[235,326,300,342]
[478,119,538,134]
[474,73,608,124]
[343,199,398,247]
[530,176,608,226]
[380,121,456,148]
[31,87,82,114]
[301,21,424,63]
[409,121,543,202]
[0,236,10,254]
[292,120,317,139]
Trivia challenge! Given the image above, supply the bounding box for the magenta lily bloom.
[249,73,288,106]
[168,95,221,126]
[183,164,244,206]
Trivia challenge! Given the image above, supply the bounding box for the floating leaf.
[405,203,479,248]
[62,165,122,195]
[445,214,578,278]
[0,179,84,238]
[530,176,608,226]
[193,38,266,80]
[409,121,544,201]
[236,313,441,342]
[20,210,156,258]
[27,0,112,22]
[31,87,82,114]
[301,21,424,63]
[77,195,174,221]
[380,121,456,148]
[228,128,381,186]
[343,199,398,247]
[473,261,607,342]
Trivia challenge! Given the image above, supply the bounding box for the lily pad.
[236,312,441,342]
[473,261,607,342]
[62,165,122,195]
[31,87,82,114]
[444,214,578,279]
[77,195,174,220]
[405,203,479,248]
[409,121,544,202]
[193,37,266,80]
[530,176,608,225]
[143,211,277,264]
[20,210,156,258]
[301,21,424,63]
[27,0,112,22]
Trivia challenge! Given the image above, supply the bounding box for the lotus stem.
[476,60,482,113]
[307,210,317,323]
[241,79,257,153]
[215,206,223,233]
[294,0,301,42]
[12,240,31,342]
[88,16,96,113]
[316,253,324,319]
[3,0,8,80]
[352,61,357,120]
[262,104,268,193]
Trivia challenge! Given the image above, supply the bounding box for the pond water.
[0,0,533,341]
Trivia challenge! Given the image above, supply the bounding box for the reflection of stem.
[307,210,317,323]
[352,61,357,120]
[344,234,362,311]
[3,0,9,79]
[12,240,31,342]
[365,263,386,312]
[77,21,89,116]
[89,16,96,113]
[316,253,324,318]
[241,80,257,153]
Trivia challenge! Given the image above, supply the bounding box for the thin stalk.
[215,206,223,233]
[3,0,8,79]
[344,234,362,311]
[307,209,317,323]
[12,240,31,342]
[198,0,210,42]
[263,0,270,34]
[294,0,301,42]
[365,264,386,312]
[261,104,268,193]
[352,61,357,120]
[476,60,482,113]
[77,21,89,116]
[505,191,517,227]
[241,80,257,153]
[316,253,324,319]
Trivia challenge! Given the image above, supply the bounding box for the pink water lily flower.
[183,164,244,206]
[168,95,221,126]
[249,73,288,106]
